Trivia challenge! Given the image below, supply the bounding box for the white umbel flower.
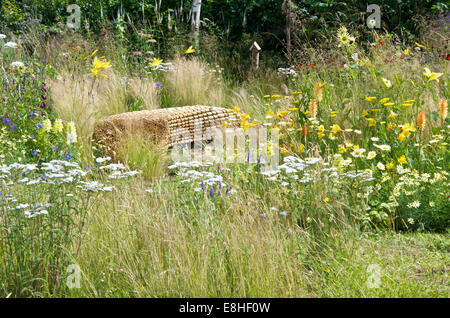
[4,41,18,48]
[10,61,24,68]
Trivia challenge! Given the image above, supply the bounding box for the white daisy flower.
[342,158,352,166]
[374,144,391,151]
[407,201,420,208]
[351,148,366,158]
[367,151,376,160]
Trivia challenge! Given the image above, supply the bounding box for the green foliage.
[392,171,449,232]
[0,179,92,296]
[1,0,25,27]
[296,0,448,42]
[0,69,78,164]
[2,0,447,63]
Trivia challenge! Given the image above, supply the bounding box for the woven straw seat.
[93,105,237,157]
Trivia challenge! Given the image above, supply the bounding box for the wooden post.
[250,41,261,70]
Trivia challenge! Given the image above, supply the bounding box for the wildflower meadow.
[0,1,448,299]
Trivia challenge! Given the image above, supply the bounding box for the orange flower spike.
[308,99,318,119]
[417,112,426,130]
[439,98,448,121]
[313,82,323,102]
[301,125,308,137]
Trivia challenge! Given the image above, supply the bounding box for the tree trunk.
[190,0,202,48]
[283,0,291,62]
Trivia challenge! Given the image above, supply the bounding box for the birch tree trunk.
[190,0,202,48]
[282,0,291,62]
